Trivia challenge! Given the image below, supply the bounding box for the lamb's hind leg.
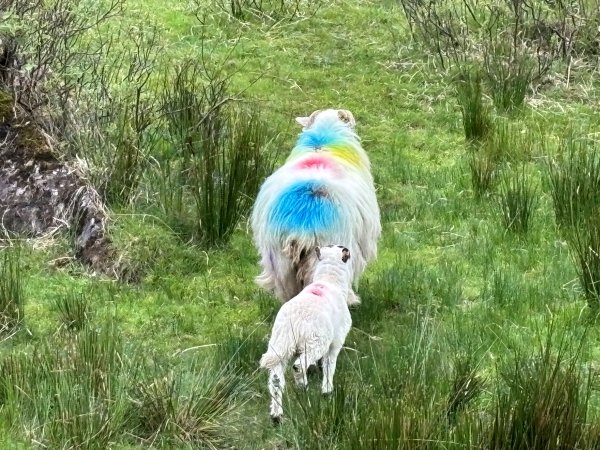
[321,344,342,395]
[268,365,285,424]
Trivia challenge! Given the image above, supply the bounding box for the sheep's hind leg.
[268,365,285,424]
[347,290,361,306]
[321,345,342,395]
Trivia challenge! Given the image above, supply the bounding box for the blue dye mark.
[269,181,338,234]
[295,123,344,150]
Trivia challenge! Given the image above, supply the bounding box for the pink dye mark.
[309,283,327,297]
[294,154,334,170]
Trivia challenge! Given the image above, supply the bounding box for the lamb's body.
[251,109,381,302]
[260,246,353,422]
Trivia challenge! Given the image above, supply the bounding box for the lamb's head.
[312,245,360,306]
[312,244,352,286]
[295,109,356,131]
[315,245,350,264]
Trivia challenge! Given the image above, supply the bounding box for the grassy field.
[2,0,600,448]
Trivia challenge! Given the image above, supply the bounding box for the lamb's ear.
[341,248,350,263]
[295,116,310,128]
[315,247,321,260]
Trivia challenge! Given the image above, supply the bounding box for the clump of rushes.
[498,164,538,234]
[469,151,497,199]
[158,59,278,247]
[546,135,600,230]
[567,216,600,309]
[132,363,247,448]
[0,246,24,339]
[446,355,485,423]
[54,292,92,331]
[491,325,593,449]
[455,65,492,141]
[483,38,534,112]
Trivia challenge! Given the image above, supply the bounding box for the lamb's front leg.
[321,345,342,395]
[293,349,322,389]
[268,365,285,424]
[292,354,313,389]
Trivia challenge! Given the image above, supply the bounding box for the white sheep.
[259,245,353,423]
[251,108,381,303]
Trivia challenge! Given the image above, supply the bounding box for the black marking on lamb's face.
[341,248,350,263]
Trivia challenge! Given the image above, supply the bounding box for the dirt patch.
[0,93,126,279]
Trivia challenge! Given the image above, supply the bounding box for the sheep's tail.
[268,180,340,241]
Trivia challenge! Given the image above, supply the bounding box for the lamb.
[251,108,381,304]
[259,245,353,423]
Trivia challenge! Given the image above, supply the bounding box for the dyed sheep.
[251,109,381,303]
[260,245,353,423]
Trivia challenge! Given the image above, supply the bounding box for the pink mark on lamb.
[294,155,334,170]
[309,283,327,297]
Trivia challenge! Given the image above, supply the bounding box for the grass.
[2,0,600,448]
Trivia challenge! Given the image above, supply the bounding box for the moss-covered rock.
[0,89,122,279]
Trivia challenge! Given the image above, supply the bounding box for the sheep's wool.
[251,110,381,302]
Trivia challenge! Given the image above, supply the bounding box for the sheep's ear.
[315,247,321,260]
[341,248,350,263]
[295,116,310,127]
[337,110,356,128]
[296,110,322,129]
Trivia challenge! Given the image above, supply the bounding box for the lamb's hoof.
[322,391,333,398]
[271,415,282,426]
